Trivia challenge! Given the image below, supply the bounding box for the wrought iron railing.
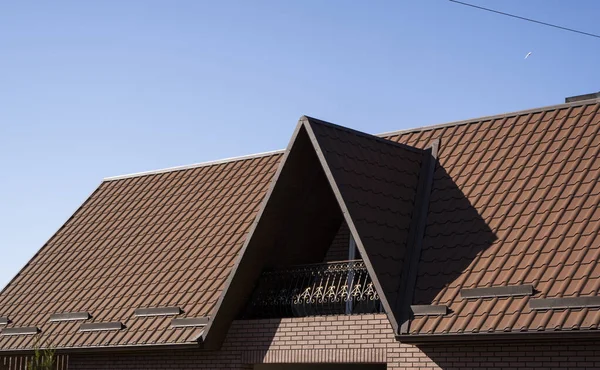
[242,260,383,319]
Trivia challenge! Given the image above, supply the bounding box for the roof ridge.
[377,98,600,137]
[302,115,424,154]
[102,98,600,182]
[102,149,285,182]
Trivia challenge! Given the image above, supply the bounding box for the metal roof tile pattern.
[1,99,600,349]
[386,101,600,337]
[304,117,425,327]
[0,153,282,350]
[201,118,427,346]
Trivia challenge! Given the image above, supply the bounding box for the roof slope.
[0,152,282,350]
[387,101,600,337]
[1,99,600,350]
[303,117,426,330]
[203,117,427,345]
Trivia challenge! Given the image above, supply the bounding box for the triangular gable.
[202,116,430,348]
[302,117,431,331]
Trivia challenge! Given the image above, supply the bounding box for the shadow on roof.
[202,116,500,348]
[412,163,498,308]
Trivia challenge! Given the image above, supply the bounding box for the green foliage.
[27,337,55,370]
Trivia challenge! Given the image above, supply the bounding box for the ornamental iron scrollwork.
[242,260,383,319]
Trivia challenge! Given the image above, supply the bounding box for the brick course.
[56,314,600,370]
[322,222,351,263]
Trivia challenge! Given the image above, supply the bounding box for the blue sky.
[1,0,599,288]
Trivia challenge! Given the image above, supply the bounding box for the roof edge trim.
[0,342,202,355]
[103,149,285,181]
[300,116,403,334]
[200,123,304,349]
[101,99,600,183]
[0,182,104,301]
[398,139,440,334]
[378,98,600,137]
[304,115,425,154]
[396,329,600,344]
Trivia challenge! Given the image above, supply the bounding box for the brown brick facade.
[323,222,351,263]
[57,314,600,370]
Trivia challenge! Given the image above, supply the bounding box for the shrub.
[27,337,55,370]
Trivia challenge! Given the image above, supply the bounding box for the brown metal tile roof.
[387,101,600,339]
[2,99,600,350]
[202,118,427,347]
[0,152,282,350]
[303,117,426,331]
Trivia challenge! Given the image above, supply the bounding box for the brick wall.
[60,314,600,370]
[323,222,351,262]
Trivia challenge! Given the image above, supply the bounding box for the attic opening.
[238,126,383,319]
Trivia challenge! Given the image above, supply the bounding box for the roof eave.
[378,97,600,137]
[0,341,203,356]
[396,329,600,344]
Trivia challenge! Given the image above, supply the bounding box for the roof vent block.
[1,327,40,336]
[530,296,600,310]
[565,92,600,103]
[410,305,448,316]
[461,285,534,299]
[0,317,10,326]
[49,312,91,322]
[135,307,182,317]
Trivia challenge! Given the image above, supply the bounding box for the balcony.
[242,260,383,319]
